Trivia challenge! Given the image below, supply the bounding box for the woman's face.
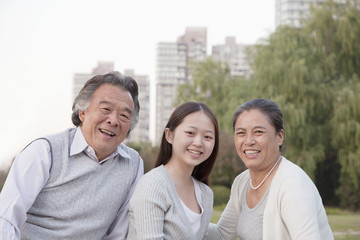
[233,109,284,172]
[165,111,216,169]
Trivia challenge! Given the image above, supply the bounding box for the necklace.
[250,155,282,190]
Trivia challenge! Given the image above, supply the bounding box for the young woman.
[128,102,219,240]
[207,98,333,240]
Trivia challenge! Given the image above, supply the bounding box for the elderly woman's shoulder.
[276,157,317,188]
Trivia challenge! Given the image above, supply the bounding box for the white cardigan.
[207,157,334,240]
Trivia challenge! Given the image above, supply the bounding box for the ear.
[277,129,284,147]
[164,128,174,144]
[79,110,85,123]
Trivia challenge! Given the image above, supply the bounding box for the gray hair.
[72,71,140,133]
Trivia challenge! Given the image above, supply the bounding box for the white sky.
[0,0,275,167]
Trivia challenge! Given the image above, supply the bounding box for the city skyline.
[0,0,276,166]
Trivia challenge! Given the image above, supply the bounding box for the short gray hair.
[72,71,140,133]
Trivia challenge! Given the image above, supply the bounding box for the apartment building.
[155,27,207,143]
[212,36,253,78]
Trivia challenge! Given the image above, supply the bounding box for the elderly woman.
[207,98,333,240]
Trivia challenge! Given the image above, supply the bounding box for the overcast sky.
[0,0,275,167]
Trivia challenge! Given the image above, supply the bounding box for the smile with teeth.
[100,128,115,136]
[244,150,260,155]
[188,149,202,155]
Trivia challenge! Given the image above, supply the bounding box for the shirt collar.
[70,127,131,162]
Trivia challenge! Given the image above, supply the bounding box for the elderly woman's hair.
[232,98,284,151]
[71,71,140,132]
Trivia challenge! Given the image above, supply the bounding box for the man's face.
[79,84,134,161]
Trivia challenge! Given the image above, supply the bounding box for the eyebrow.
[235,126,266,131]
[187,126,215,135]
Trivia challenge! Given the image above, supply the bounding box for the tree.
[174,0,360,208]
[331,77,360,210]
[176,57,253,134]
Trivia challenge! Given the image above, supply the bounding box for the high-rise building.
[72,63,150,143]
[72,61,114,100]
[155,27,207,143]
[212,36,253,78]
[124,69,150,143]
[275,0,348,28]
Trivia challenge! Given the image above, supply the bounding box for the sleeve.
[278,174,324,240]
[206,176,243,240]
[128,173,169,240]
[0,139,51,240]
[103,154,144,240]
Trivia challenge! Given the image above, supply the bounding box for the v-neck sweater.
[128,165,213,240]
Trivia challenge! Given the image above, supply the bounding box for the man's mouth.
[100,128,115,136]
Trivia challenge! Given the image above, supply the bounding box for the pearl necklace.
[250,155,282,190]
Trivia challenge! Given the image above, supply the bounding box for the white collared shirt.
[0,127,143,240]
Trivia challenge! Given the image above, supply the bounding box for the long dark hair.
[155,102,219,185]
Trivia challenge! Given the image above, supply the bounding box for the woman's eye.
[205,135,213,140]
[186,131,194,136]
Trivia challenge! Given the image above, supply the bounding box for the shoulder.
[136,166,169,189]
[273,157,319,197]
[130,166,172,205]
[118,143,141,159]
[275,158,314,185]
[43,128,76,141]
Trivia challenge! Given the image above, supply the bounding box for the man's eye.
[120,114,131,120]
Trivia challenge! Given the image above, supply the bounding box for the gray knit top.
[128,165,213,240]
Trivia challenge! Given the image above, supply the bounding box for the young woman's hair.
[155,102,219,185]
[232,98,285,151]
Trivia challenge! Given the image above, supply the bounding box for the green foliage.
[212,185,231,206]
[175,57,253,134]
[128,142,159,173]
[331,77,360,210]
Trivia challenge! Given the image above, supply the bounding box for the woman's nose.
[244,134,255,145]
[192,135,202,147]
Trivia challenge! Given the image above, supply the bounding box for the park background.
[1,0,360,239]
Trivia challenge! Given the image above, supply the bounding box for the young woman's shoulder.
[137,165,170,186]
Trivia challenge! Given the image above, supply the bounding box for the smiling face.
[234,109,284,172]
[165,111,216,169]
[79,84,134,161]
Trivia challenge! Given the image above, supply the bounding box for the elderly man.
[0,72,144,239]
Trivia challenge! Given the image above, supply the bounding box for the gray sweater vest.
[21,128,141,240]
